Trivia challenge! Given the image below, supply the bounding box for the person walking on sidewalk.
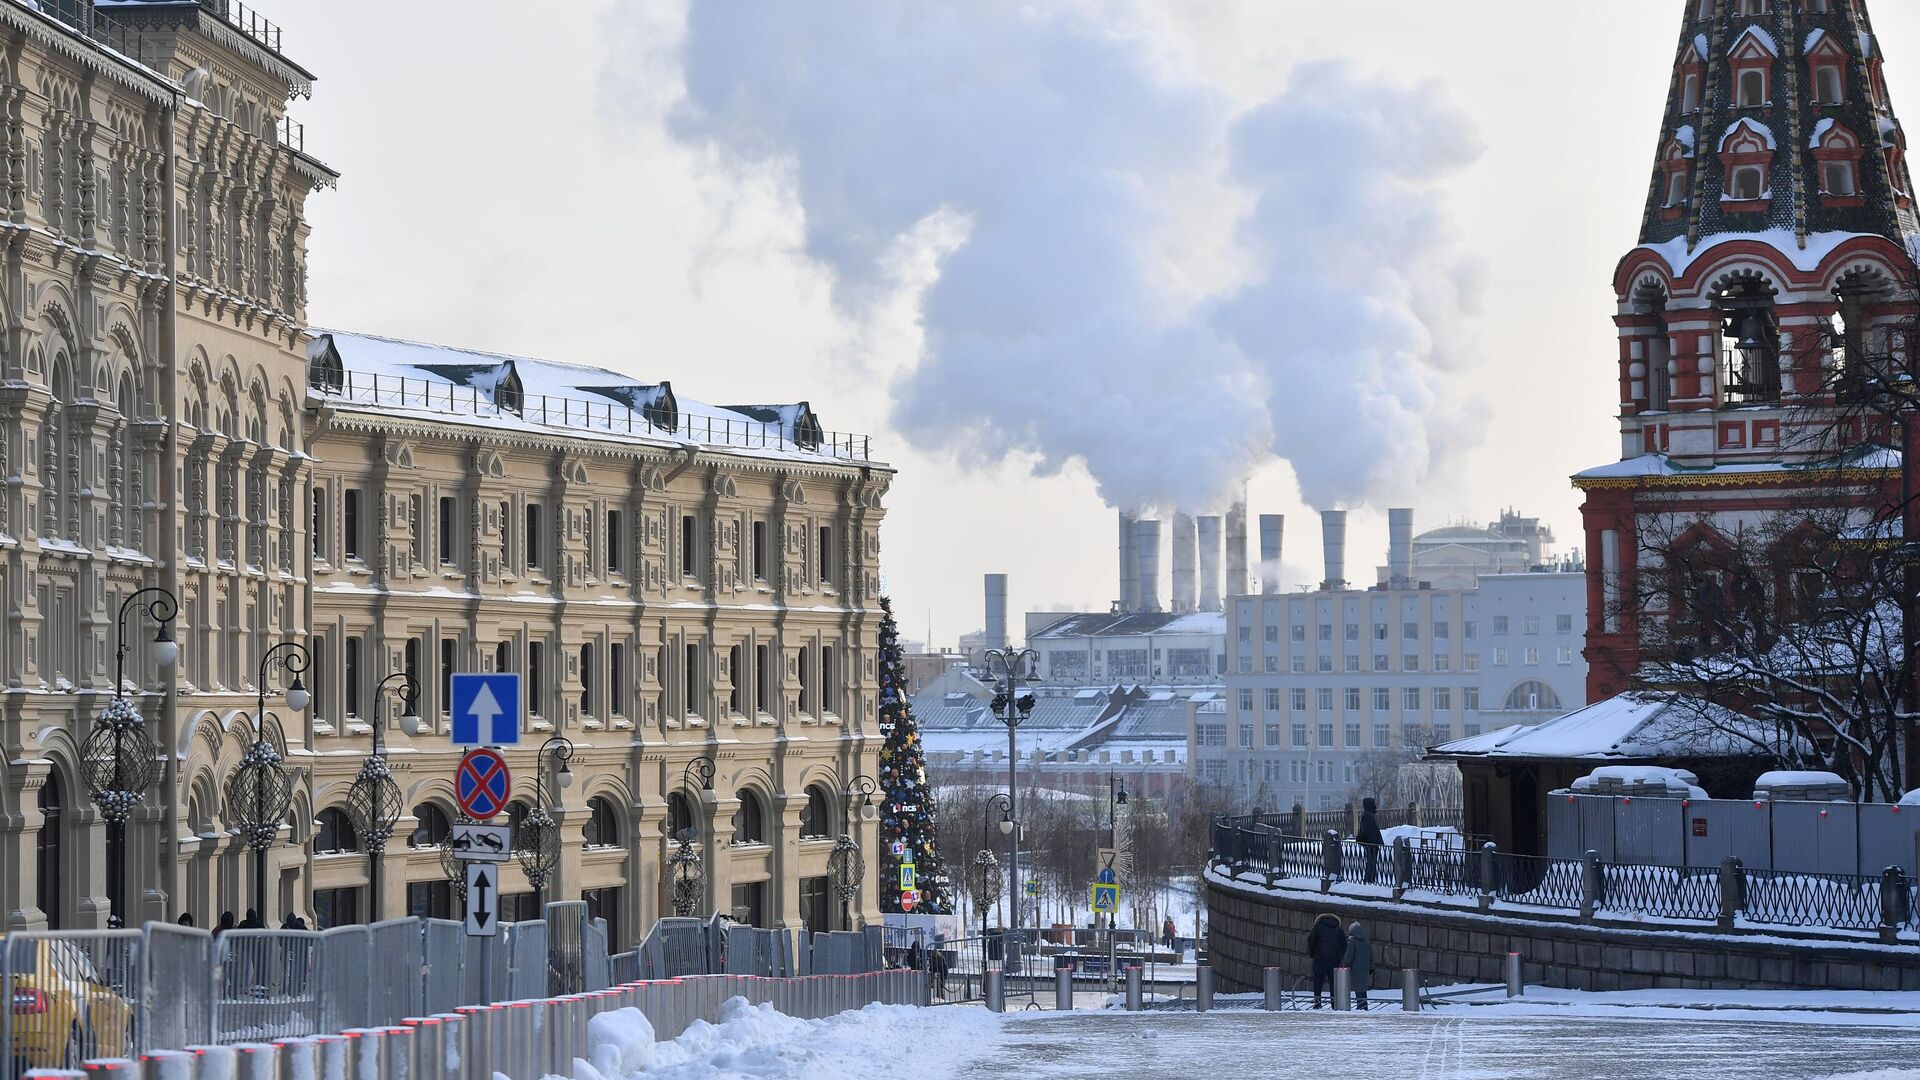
[1343,922,1373,1010]
[1306,912,1346,1008]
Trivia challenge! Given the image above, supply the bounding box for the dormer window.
[1719,118,1775,211]
[1677,39,1705,114]
[1816,66,1844,105]
[1728,27,1778,108]
[1658,133,1694,218]
[307,335,344,394]
[1667,171,1690,206]
[1682,73,1701,113]
[1806,32,1850,106]
[1812,120,1866,207]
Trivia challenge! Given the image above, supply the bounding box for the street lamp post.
[226,640,310,920]
[516,735,573,908]
[84,587,178,924]
[1103,773,1127,929]
[669,756,715,917]
[829,775,878,927]
[980,792,1013,939]
[347,672,420,920]
[984,648,1037,945]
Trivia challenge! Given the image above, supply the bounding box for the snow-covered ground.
[542,992,1920,1080]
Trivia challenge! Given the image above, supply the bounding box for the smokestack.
[1388,508,1414,589]
[1171,513,1198,613]
[1135,519,1164,612]
[984,574,1008,651]
[1225,492,1248,597]
[1320,510,1348,591]
[1258,514,1284,595]
[1197,516,1223,610]
[1118,511,1139,613]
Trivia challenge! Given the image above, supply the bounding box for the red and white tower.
[1579,0,1920,698]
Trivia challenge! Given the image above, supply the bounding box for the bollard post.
[312,1036,355,1080]
[1401,968,1420,1012]
[1321,830,1341,893]
[232,1042,280,1080]
[1126,966,1144,1012]
[1332,967,1351,1011]
[1717,856,1743,932]
[1392,837,1413,900]
[453,1007,491,1080]
[272,1039,320,1080]
[1055,963,1074,1011]
[1504,952,1523,998]
[986,968,1006,1013]
[1262,967,1283,1011]
[1580,849,1602,921]
[403,1018,448,1080]
[503,1003,535,1080]
[381,1026,416,1080]
[1882,866,1911,945]
[1196,965,1214,1013]
[1478,842,1499,911]
[138,1052,195,1080]
[79,1061,136,1080]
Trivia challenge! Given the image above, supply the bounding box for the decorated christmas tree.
[876,595,947,913]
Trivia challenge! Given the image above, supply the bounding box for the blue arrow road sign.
[450,673,521,746]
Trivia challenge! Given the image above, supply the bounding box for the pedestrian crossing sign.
[900,862,916,890]
[1091,883,1120,913]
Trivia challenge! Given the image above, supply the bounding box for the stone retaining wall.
[1207,871,1920,994]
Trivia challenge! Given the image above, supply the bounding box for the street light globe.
[558,763,576,789]
[152,627,179,669]
[286,680,311,713]
[399,710,424,737]
[998,813,1015,837]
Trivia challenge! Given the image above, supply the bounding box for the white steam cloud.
[648,1,1485,513]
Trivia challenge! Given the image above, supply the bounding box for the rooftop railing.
[317,368,875,462]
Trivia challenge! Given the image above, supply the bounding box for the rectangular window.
[1318,723,1334,748]
[1373,688,1391,712]
[1265,688,1281,712]
[311,636,328,720]
[682,514,698,580]
[1238,655,1253,674]
[1523,615,1541,635]
[1403,621,1419,640]
[1265,723,1281,747]
[1344,655,1360,672]
[1345,687,1361,711]
[526,504,543,570]
[821,645,837,714]
[1345,722,1361,747]
[729,644,744,714]
[1344,624,1359,642]
[610,643,627,716]
[1316,656,1332,673]
[312,490,328,562]
[818,525,834,586]
[1465,687,1480,711]
[1556,614,1574,634]
[1433,654,1451,672]
[1403,687,1421,711]
[683,643,698,715]
[1374,723,1390,748]
[1317,688,1334,712]
[343,489,362,560]
[1266,656,1279,673]
[1403,654,1419,671]
[1239,689,1255,712]
[1493,648,1508,666]
[1433,621,1449,639]
[344,636,362,719]
[1238,626,1252,643]
[528,641,544,717]
[607,510,623,576]
[1291,689,1308,712]
[1463,621,1477,640]
[1434,687,1452,711]
[1373,655,1388,672]
[1372,623,1388,641]
[1317,625,1333,642]
[1238,726,1254,750]
[1264,626,1279,642]
[1464,722,1482,738]
[439,496,456,566]
[752,521,768,581]
[1491,616,1510,635]
[1465,653,1480,672]
[1524,647,1540,665]
[1292,657,1307,673]
[437,637,455,717]
[1559,646,1575,664]
[756,643,772,714]
[1290,625,1306,642]
[1292,723,1308,747]
[581,644,595,717]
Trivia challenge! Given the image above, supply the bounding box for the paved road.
[967,1009,1920,1079]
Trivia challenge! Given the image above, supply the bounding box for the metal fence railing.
[2,929,143,1078]
[1210,814,1920,940]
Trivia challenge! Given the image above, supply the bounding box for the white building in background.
[1026,611,1226,686]
[1196,508,1587,810]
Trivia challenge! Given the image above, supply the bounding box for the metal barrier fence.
[1548,791,1920,878]
[1211,814,1920,940]
[2,929,143,1079]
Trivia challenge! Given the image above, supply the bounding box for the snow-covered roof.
[1029,610,1226,641]
[1720,117,1776,152]
[1728,25,1778,58]
[1575,446,1900,483]
[1431,692,1775,762]
[1630,228,1891,278]
[307,330,877,465]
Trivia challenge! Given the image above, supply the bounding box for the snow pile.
[1568,765,1707,800]
[549,997,999,1080]
[1380,825,1462,850]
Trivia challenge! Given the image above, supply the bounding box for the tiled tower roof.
[1640,0,1919,258]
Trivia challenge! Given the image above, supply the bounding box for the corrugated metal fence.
[1547,793,1920,877]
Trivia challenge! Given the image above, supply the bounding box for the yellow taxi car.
[4,936,134,1069]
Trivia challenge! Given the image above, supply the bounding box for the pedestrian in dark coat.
[1306,912,1346,1008]
[1359,798,1385,884]
[1343,922,1373,1010]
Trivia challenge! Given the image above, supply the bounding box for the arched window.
[1730,166,1765,200]
[1814,122,1865,206]
[1739,69,1766,108]
[1503,681,1563,712]
[584,797,621,848]
[667,791,696,841]
[799,785,837,840]
[408,803,452,848]
[315,807,360,854]
[37,772,64,928]
[1817,66,1844,105]
[731,789,766,845]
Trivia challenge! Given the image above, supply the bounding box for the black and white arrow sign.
[465,862,499,937]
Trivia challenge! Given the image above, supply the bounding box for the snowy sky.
[284,1,1920,648]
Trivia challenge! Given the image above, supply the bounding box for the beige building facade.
[0,1,888,948]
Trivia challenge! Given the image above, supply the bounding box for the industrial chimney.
[1320,510,1348,591]
[984,574,1009,651]
[1171,513,1198,613]
[1225,494,1249,596]
[1388,508,1415,590]
[1197,516,1224,610]
[1118,511,1139,613]
[1258,514,1284,595]
[1135,519,1164,613]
